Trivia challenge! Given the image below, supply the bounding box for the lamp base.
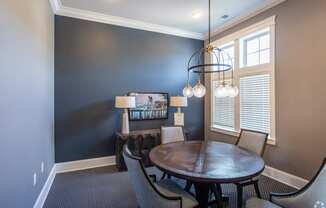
[174,112,184,126]
[121,109,130,134]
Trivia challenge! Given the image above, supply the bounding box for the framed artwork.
[128,92,168,121]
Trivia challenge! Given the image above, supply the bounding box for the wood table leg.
[210,184,223,208]
[185,181,193,192]
[194,183,210,208]
[208,184,229,208]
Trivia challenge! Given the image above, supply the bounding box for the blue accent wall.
[55,16,204,162]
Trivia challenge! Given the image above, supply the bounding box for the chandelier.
[183,0,239,98]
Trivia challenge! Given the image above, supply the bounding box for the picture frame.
[128,92,169,121]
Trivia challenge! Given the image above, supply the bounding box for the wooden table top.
[149,140,265,183]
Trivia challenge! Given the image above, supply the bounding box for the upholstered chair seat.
[155,179,198,208]
[246,198,282,208]
[246,158,326,208]
[123,144,198,208]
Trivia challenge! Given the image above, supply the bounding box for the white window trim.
[210,16,276,145]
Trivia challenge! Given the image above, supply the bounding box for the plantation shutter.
[240,74,271,134]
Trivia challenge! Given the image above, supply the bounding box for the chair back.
[236,129,268,156]
[161,126,185,144]
[272,158,326,208]
[122,145,181,208]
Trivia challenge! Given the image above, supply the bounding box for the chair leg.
[148,174,157,182]
[160,172,166,180]
[185,181,193,192]
[253,180,262,198]
[237,184,243,208]
[216,183,222,196]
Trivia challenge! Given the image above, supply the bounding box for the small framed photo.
[128,92,168,121]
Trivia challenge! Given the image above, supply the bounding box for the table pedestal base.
[194,183,210,208]
[194,183,228,208]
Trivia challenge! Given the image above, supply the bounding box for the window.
[240,28,271,67]
[211,17,276,143]
[220,42,235,67]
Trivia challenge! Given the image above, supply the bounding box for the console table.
[115,128,189,171]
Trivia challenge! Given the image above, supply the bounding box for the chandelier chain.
[208,0,211,44]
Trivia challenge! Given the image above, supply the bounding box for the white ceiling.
[54,0,285,39]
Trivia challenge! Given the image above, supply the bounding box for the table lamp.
[115,96,136,134]
[170,96,188,126]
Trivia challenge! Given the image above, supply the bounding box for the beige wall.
[205,0,326,180]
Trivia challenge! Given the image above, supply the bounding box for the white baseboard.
[263,165,308,189]
[33,156,116,208]
[33,166,56,208]
[55,156,116,173]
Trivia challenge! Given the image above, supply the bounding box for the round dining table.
[149,140,265,208]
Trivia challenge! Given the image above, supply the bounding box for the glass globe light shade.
[183,84,194,98]
[193,80,206,98]
[215,85,228,97]
[215,85,223,97]
[229,85,239,97]
[224,85,233,97]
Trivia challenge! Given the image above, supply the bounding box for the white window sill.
[210,125,240,137]
[210,125,276,146]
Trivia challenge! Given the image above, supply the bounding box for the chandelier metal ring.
[187,47,233,73]
[188,63,232,73]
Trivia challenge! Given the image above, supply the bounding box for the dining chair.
[123,144,198,208]
[161,126,185,144]
[160,126,186,180]
[234,129,269,208]
[246,158,326,208]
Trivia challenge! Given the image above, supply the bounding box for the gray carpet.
[44,166,296,208]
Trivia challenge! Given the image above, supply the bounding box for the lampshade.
[115,96,136,108]
[170,96,188,107]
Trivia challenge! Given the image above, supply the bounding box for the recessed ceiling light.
[192,12,202,19]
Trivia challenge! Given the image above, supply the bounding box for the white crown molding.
[48,0,62,13]
[55,156,116,173]
[49,0,287,41]
[205,0,287,39]
[263,165,308,189]
[49,0,203,40]
[33,166,56,208]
